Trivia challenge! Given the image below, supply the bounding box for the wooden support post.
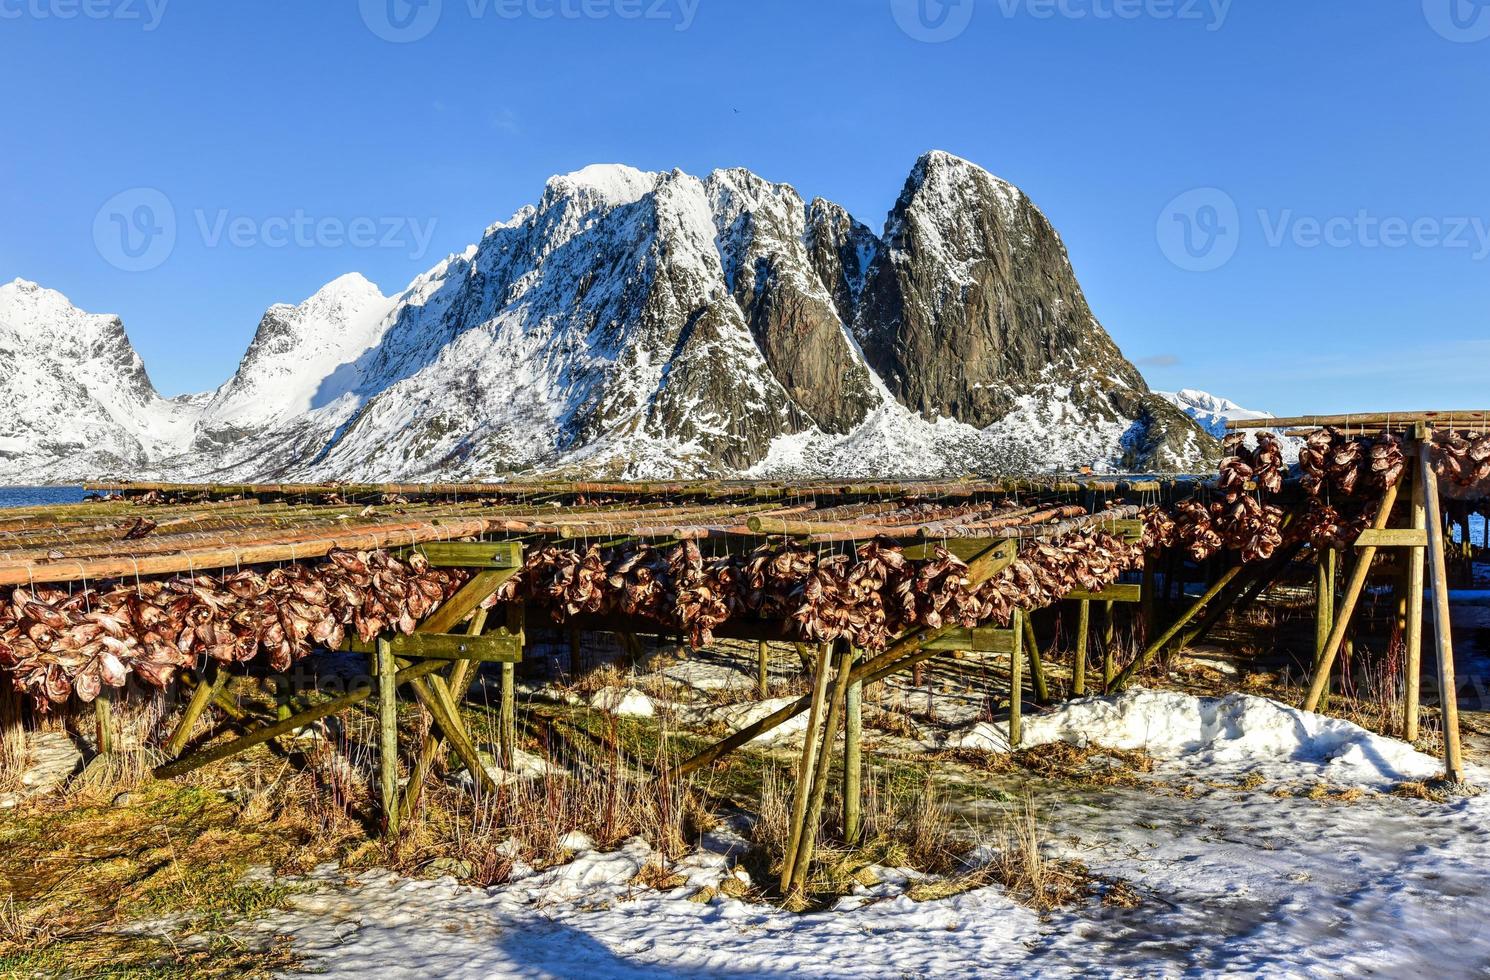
[376,636,400,835]
[1181,541,1307,655]
[757,640,770,699]
[400,609,492,825]
[1109,566,1247,690]
[1303,480,1402,712]
[402,673,494,796]
[1073,599,1090,697]
[94,689,113,756]
[164,662,227,759]
[1314,549,1335,670]
[789,643,856,899]
[780,644,832,893]
[1102,600,1116,691]
[843,648,863,844]
[1009,610,1024,749]
[1141,553,1157,642]
[1405,468,1426,743]
[1022,614,1051,705]
[154,659,447,780]
[793,643,816,673]
[500,603,522,769]
[1419,438,1465,783]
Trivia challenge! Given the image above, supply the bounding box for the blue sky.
[2,0,1487,414]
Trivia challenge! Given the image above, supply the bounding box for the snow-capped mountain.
[194,273,393,442]
[0,279,200,482]
[1157,389,1275,439]
[3,153,1218,482]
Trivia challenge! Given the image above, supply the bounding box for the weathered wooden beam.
[414,540,523,569]
[1418,439,1465,783]
[345,630,520,662]
[1022,614,1051,705]
[377,637,401,834]
[918,627,1017,654]
[843,650,863,844]
[1404,467,1426,743]
[1303,480,1403,712]
[1110,565,1248,691]
[1073,599,1090,697]
[1009,609,1024,748]
[1064,584,1142,603]
[163,662,227,758]
[419,568,517,635]
[154,660,445,780]
[788,643,857,900]
[780,644,833,893]
[1354,528,1428,548]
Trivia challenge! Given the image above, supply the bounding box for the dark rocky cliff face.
[852,150,1202,467]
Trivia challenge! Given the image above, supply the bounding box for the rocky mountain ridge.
[0,152,1216,482]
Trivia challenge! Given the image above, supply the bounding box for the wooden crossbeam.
[344,630,521,662]
[1354,528,1428,548]
[1065,584,1142,603]
[415,540,523,569]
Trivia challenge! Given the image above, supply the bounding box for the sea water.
[0,486,86,508]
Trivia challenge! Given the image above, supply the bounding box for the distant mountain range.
[1,152,1220,483]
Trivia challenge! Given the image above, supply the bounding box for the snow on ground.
[250,689,1490,978]
[0,730,82,809]
[945,687,1444,788]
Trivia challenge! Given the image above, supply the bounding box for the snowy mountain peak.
[197,273,395,438]
[1157,389,1275,439]
[545,163,659,210]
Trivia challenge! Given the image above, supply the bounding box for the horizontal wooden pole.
[348,630,522,662]
[415,540,524,569]
[1354,528,1428,548]
[1065,584,1143,603]
[919,627,1017,654]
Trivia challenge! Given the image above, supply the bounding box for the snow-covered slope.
[194,274,393,442]
[1158,388,1275,439]
[4,154,1220,483]
[0,279,198,481]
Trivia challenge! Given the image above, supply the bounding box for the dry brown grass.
[942,741,1156,789]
